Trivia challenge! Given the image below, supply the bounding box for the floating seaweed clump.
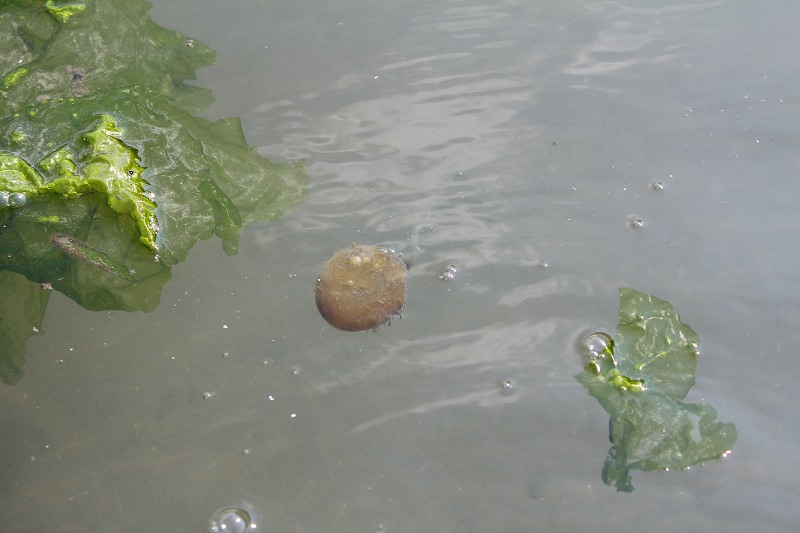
[0,0,308,384]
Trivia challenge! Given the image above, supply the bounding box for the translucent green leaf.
[615,288,699,400]
[0,271,50,385]
[576,288,738,492]
[0,0,307,384]
[0,0,215,113]
[3,114,157,251]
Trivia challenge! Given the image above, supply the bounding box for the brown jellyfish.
[315,244,408,332]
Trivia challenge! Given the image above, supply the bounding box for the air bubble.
[627,216,644,231]
[581,331,613,359]
[438,264,457,281]
[208,507,256,533]
[650,180,664,191]
[689,340,700,356]
[202,392,215,400]
[0,192,8,207]
[8,192,26,207]
[498,378,517,397]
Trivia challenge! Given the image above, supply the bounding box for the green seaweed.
[2,114,157,250]
[0,0,308,384]
[44,1,87,23]
[576,288,738,492]
[51,233,139,284]
[0,271,50,386]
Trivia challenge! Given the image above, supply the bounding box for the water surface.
[3,1,800,531]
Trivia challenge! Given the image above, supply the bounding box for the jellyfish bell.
[315,244,408,332]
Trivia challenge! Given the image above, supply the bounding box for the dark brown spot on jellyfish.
[315,244,408,332]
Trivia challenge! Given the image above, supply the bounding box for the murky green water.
[3,1,800,531]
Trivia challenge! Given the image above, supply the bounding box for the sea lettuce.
[0,0,216,111]
[0,0,308,384]
[576,288,738,492]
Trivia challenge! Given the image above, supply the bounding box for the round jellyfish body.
[315,244,408,332]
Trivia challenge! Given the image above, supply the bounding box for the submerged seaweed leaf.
[0,271,50,385]
[576,288,738,492]
[51,233,139,284]
[0,0,308,384]
[2,114,158,250]
[0,0,216,112]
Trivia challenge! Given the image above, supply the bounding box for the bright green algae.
[576,288,738,492]
[0,0,308,384]
[43,0,87,23]
[1,114,157,251]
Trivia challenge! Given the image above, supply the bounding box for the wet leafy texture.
[0,0,308,384]
[576,288,738,492]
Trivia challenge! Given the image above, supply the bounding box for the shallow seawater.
[3,1,800,531]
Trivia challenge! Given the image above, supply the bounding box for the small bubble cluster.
[689,340,700,356]
[0,191,27,208]
[438,264,457,281]
[148,214,159,234]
